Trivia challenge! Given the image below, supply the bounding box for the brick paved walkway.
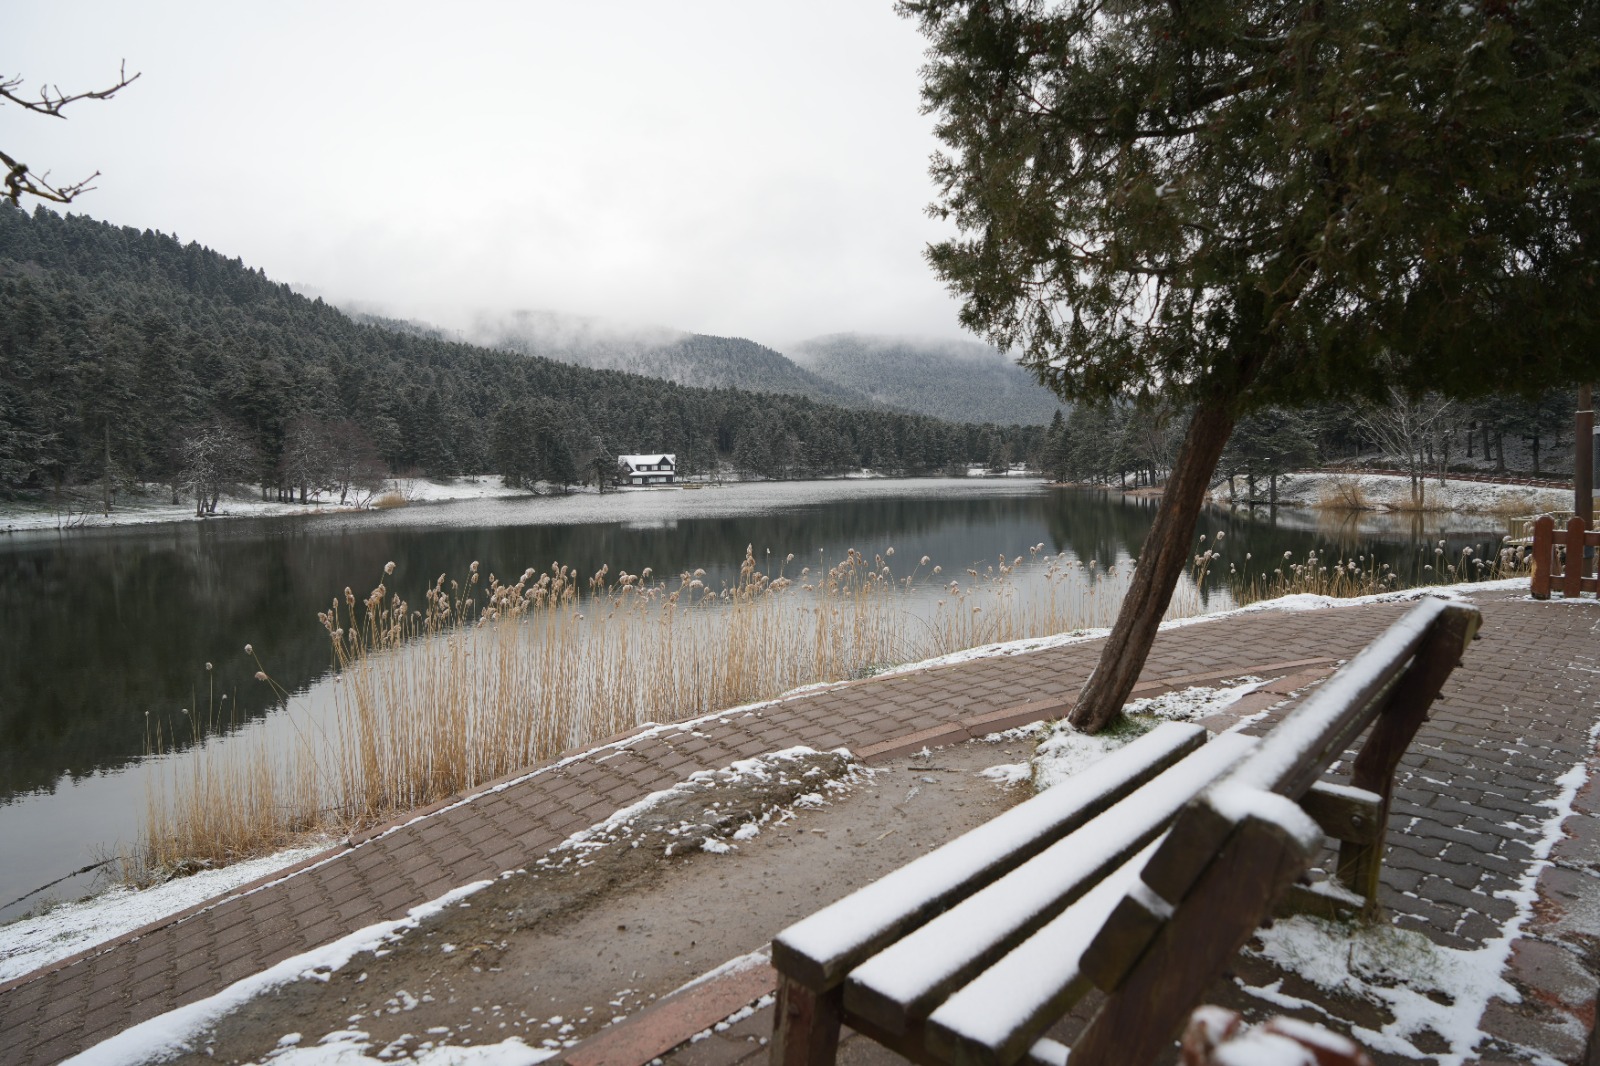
[2,591,1596,1064]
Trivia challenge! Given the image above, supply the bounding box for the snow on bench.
[772,720,1207,989]
[769,599,1482,1066]
[843,733,1256,1034]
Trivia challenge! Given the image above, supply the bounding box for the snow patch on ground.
[1124,678,1265,722]
[1244,472,1570,515]
[1244,753,1593,1065]
[255,1030,554,1065]
[0,842,333,984]
[0,477,531,533]
[980,679,1266,792]
[63,880,496,1066]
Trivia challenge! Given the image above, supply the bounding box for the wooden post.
[1531,516,1554,599]
[1565,517,1588,599]
[1577,385,1593,576]
[771,976,843,1066]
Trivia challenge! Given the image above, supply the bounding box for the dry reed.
[139,544,1204,876]
[1226,541,1529,606]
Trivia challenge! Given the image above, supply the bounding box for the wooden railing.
[1530,515,1600,598]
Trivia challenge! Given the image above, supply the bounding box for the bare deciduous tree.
[1354,390,1460,506]
[2,62,139,205]
[177,420,255,516]
[328,420,388,506]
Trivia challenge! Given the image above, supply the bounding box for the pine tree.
[902,0,1600,732]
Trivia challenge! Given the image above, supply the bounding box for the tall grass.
[138,544,1197,876]
[1225,540,1530,606]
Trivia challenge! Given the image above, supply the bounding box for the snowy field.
[1219,471,1571,515]
[0,477,533,533]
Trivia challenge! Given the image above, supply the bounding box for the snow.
[1124,678,1266,722]
[616,454,676,469]
[1028,1038,1069,1066]
[254,1030,554,1065]
[0,841,333,984]
[0,477,531,533]
[1244,746,1595,1065]
[1205,783,1323,853]
[1019,679,1266,793]
[1219,598,1451,796]
[845,734,1256,1015]
[925,838,1162,1053]
[1210,1030,1318,1066]
[776,723,1207,976]
[1226,471,1570,515]
[63,880,496,1066]
[667,947,772,998]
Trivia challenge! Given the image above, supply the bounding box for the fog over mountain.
[466,310,867,407]
[347,305,1067,426]
[787,334,1066,426]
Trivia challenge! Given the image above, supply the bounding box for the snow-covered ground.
[1218,471,1571,515]
[1244,743,1596,1065]
[0,477,532,533]
[0,843,333,985]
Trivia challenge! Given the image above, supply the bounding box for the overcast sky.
[9,2,974,346]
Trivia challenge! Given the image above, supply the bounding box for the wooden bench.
[769,598,1481,1066]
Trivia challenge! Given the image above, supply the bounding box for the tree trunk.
[1069,395,1239,733]
[103,426,113,516]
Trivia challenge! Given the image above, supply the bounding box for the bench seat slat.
[772,721,1208,988]
[925,838,1164,1066]
[843,732,1258,1035]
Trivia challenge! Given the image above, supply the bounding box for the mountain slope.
[468,311,871,407]
[788,334,1065,426]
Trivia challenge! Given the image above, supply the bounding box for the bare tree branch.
[0,62,139,117]
[1,62,139,206]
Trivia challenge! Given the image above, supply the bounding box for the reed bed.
[1224,540,1530,606]
[138,544,1193,877]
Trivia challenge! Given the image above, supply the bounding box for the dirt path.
[168,738,1034,1064]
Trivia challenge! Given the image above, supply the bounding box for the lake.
[0,477,1513,921]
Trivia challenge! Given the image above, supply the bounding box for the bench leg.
[1345,606,1480,917]
[771,975,842,1066]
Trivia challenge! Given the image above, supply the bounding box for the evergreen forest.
[0,204,1047,504]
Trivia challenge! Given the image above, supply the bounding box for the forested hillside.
[1039,391,1583,494]
[469,311,868,407]
[0,205,1046,501]
[788,334,1067,426]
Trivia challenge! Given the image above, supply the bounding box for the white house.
[618,453,676,486]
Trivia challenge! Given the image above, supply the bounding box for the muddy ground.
[169,738,1034,1064]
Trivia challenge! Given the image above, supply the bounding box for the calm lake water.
[0,478,1513,920]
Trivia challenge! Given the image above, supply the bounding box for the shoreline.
[0,469,1038,535]
[1056,469,1574,517]
[7,467,1572,536]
